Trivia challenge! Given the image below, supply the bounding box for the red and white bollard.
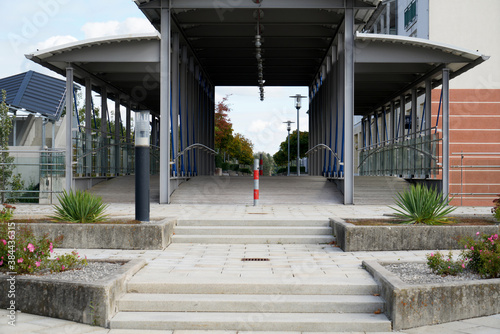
[260,153,264,176]
[254,158,259,206]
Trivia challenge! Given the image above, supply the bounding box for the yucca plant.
[390,183,456,225]
[51,190,109,223]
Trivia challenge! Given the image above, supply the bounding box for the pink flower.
[461,263,465,268]
[0,260,3,266]
[49,243,53,253]
[494,234,498,240]
[476,232,480,236]
[56,257,59,261]
[17,258,23,263]
[471,247,474,251]
[35,261,41,267]
[61,265,65,271]
[0,239,6,245]
[430,253,434,257]
[27,243,35,252]
[448,266,451,269]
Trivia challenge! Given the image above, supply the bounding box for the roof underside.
[0,71,67,121]
[26,1,487,117]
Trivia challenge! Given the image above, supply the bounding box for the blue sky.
[0,0,308,155]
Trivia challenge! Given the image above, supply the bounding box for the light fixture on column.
[289,94,307,176]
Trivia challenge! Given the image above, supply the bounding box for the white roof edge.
[356,32,488,60]
[26,32,161,60]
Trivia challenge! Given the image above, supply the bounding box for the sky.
[0,0,309,155]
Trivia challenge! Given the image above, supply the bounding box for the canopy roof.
[0,70,68,121]
[27,30,487,117]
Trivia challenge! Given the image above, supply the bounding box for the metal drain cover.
[241,258,270,262]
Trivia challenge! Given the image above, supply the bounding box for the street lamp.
[289,94,307,176]
[283,121,295,176]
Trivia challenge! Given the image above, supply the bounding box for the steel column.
[126,101,131,174]
[171,32,180,176]
[442,68,450,199]
[100,89,108,176]
[65,65,74,191]
[344,3,355,204]
[85,77,92,176]
[159,5,171,204]
[425,79,432,177]
[114,97,121,176]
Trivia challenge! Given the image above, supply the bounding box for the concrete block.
[332,218,499,251]
[363,260,500,330]
[11,218,175,250]
[0,259,146,327]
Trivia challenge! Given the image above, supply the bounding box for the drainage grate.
[241,258,270,262]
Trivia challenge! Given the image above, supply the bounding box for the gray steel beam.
[399,95,406,140]
[126,101,132,175]
[115,97,121,176]
[141,0,375,9]
[65,65,74,192]
[180,46,188,176]
[159,5,171,204]
[442,68,450,199]
[100,89,108,176]
[344,3,355,205]
[171,32,180,176]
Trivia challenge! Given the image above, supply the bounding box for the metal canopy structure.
[25,0,488,205]
[0,70,68,121]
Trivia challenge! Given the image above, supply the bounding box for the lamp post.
[290,94,307,176]
[135,110,150,222]
[283,121,294,176]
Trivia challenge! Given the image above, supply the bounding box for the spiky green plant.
[390,183,456,225]
[51,190,109,223]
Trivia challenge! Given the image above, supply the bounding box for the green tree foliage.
[0,90,24,202]
[273,130,309,167]
[215,95,233,152]
[254,152,276,175]
[229,133,254,166]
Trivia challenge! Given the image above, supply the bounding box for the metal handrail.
[172,143,216,164]
[305,144,343,165]
[358,143,438,169]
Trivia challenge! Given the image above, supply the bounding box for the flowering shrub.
[426,232,500,278]
[0,203,15,223]
[461,232,500,278]
[492,194,500,222]
[426,251,463,276]
[0,224,86,274]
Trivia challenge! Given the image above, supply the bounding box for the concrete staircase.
[172,218,336,244]
[111,276,390,332]
[354,176,410,205]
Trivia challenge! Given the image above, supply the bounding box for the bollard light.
[135,110,150,222]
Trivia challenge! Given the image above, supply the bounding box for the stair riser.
[118,301,384,313]
[127,283,379,295]
[177,220,330,227]
[174,227,333,236]
[171,236,335,244]
[110,320,391,332]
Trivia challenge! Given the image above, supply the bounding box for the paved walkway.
[3,203,498,333]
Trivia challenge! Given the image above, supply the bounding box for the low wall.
[12,218,175,250]
[0,259,145,327]
[331,218,499,251]
[364,260,500,330]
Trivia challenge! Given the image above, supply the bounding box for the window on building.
[404,0,418,30]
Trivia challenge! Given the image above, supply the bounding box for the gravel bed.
[1,262,123,283]
[384,262,483,284]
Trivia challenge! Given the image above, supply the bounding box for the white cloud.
[248,120,270,133]
[81,17,156,39]
[35,35,78,51]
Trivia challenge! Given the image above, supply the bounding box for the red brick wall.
[432,89,500,206]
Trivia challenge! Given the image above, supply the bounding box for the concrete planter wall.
[364,261,500,330]
[331,218,499,251]
[0,259,145,327]
[11,218,174,250]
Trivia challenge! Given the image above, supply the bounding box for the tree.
[0,90,24,202]
[273,130,309,167]
[254,152,276,175]
[229,133,254,166]
[215,95,233,154]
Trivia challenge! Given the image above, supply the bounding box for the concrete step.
[110,311,391,332]
[171,234,335,244]
[174,226,333,236]
[176,219,330,227]
[118,293,384,313]
[127,277,379,295]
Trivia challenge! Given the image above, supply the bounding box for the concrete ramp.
[170,176,344,205]
[354,176,410,205]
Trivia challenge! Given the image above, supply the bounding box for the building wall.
[396,0,429,38]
